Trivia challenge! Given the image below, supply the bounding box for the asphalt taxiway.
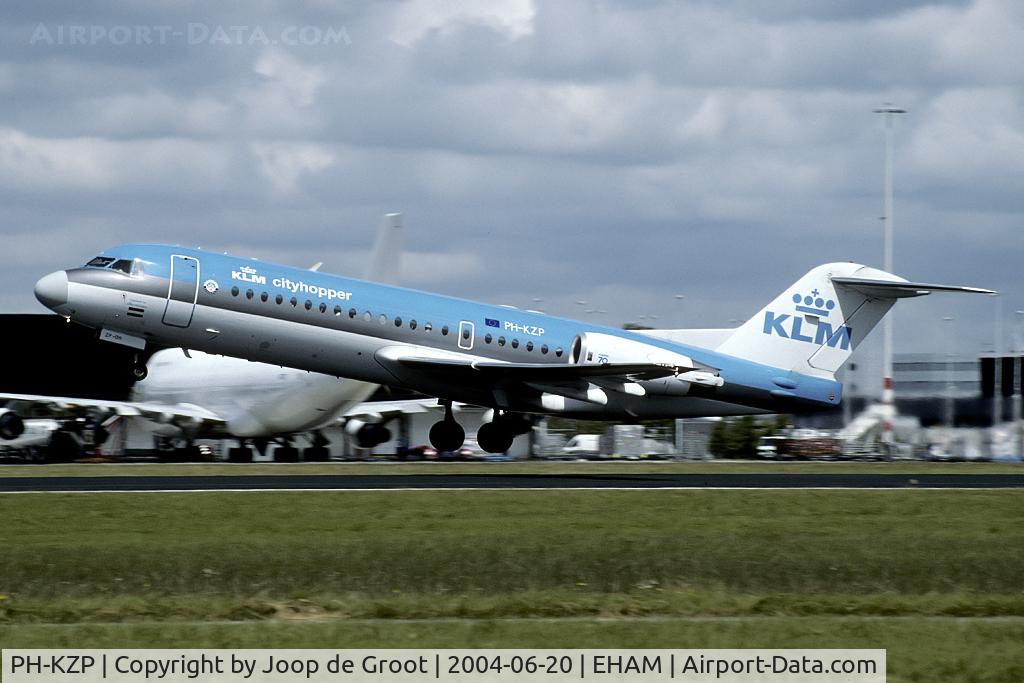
[2,472,1023,492]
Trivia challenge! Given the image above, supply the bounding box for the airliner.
[2,215,407,461]
[31,242,992,453]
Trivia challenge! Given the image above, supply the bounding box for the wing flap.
[394,356,680,382]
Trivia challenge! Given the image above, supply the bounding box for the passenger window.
[305,300,313,310]
[231,286,240,297]
[246,289,254,300]
[526,341,534,352]
[425,322,433,332]
[462,328,471,341]
[276,294,283,305]
[334,305,342,316]
[394,317,402,327]
[541,344,548,354]
[498,336,506,346]
[511,339,519,349]
[378,314,387,325]
[484,333,492,344]
[290,297,298,307]
[319,302,327,313]
[555,347,563,358]
[363,311,372,321]
[349,308,357,318]
[441,325,449,336]
[410,320,417,330]
[260,292,268,302]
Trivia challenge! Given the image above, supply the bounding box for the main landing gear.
[227,434,334,462]
[428,401,465,453]
[476,420,514,454]
[477,413,532,454]
[429,404,532,455]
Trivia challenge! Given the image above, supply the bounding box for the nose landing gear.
[131,353,148,381]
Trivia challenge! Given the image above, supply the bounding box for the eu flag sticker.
[485,318,500,328]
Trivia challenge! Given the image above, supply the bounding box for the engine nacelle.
[0,409,25,440]
[345,419,392,448]
[570,332,694,370]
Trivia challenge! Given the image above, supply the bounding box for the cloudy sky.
[2,1,1022,385]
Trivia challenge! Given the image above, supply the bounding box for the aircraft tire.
[477,422,514,454]
[429,420,465,452]
[46,431,81,463]
[303,446,330,462]
[132,364,148,381]
[274,446,300,463]
[228,446,253,463]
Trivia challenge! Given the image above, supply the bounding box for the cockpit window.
[86,256,115,268]
[110,259,133,274]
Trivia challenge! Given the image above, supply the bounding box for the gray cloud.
[1,0,1021,368]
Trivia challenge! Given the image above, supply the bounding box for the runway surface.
[2,472,1023,492]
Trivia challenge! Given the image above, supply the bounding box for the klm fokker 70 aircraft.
[32,246,991,453]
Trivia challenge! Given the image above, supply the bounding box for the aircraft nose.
[34,270,68,310]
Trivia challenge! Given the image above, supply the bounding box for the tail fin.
[366,212,402,285]
[715,263,993,377]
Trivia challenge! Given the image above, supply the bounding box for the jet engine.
[566,333,723,398]
[344,419,392,448]
[569,332,695,369]
[0,409,25,440]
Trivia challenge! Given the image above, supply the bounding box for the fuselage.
[134,349,377,438]
[36,244,842,419]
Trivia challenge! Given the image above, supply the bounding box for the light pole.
[874,104,907,449]
[674,294,685,327]
[672,294,686,457]
[943,316,955,430]
[1015,310,1024,458]
[993,295,1002,426]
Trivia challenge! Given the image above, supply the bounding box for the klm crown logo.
[231,264,267,285]
[763,288,851,350]
[793,291,835,317]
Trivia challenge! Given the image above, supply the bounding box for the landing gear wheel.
[132,364,148,381]
[303,446,330,462]
[477,422,514,454]
[274,446,299,462]
[228,446,253,463]
[429,420,465,453]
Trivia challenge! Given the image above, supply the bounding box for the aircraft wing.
[0,392,225,429]
[389,356,681,382]
[341,397,443,418]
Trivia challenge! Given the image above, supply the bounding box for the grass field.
[0,459,1021,476]
[1,488,1022,681]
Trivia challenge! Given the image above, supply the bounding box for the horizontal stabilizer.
[831,276,995,299]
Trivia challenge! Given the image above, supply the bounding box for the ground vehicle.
[561,434,601,458]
